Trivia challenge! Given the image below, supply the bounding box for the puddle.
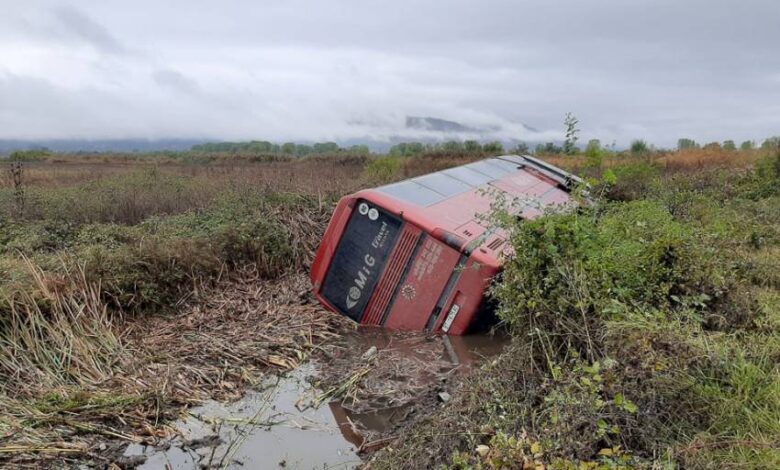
[124,329,508,469]
[336,328,508,372]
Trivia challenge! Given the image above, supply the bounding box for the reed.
[0,256,122,394]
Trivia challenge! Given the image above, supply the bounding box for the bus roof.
[368,154,582,258]
[377,155,580,207]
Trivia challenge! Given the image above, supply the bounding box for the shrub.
[483,141,505,155]
[605,161,661,201]
[1,188,329,312]
[629,139,649,155]
[363,156,403,183]
[495,200,707,344]
[740,151,780,199]
[486,166,780,467]
[9,149,51,162]
[678,138,699,150]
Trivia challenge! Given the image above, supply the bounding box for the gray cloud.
[152,68,200,95]
[0,0,778,146]
[53,5,128,55]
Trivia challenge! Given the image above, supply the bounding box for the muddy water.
[124,328,508,469]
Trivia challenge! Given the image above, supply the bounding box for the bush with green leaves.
[8,149,51,162]
[488,169,780,467]
[604,161,661,201]
[497,200,709,330]
[629,139,649,155]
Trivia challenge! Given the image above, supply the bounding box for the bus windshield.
[320,200,403,321]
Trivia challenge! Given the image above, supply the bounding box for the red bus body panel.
[310,155,581,335]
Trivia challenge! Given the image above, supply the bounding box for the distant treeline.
[190,141,370,156]
[4,135,779,162]
[388,140,510,156]
[190,139,513,157]
[190,136,780,159]
[676,136,779,151]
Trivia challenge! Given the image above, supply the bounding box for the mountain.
[0,139,206,155]
[0,116,544,155]
[405,116,480,133]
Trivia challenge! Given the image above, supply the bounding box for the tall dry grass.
[0,156,366,191]
[653,148,764,172]
[0,157,366,224]
[0,257,122,393]
[543,148,766,174]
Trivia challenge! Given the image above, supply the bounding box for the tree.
[281,142,296,154]
[761,137,780,150]
[407,142,425,155]
[389,143,406,156]
[740,140,754,150]
[535,142,562,155]
[389,142,425,157]
[703,142,722,150]
[722,140,736,151]
[248,140,274,153]
[563,112,580,155]
[584,139,603,170]
[348,145,370,155]
[313,142,339,153]
[677,138,699,150]
[513,141,530,154]
[442,140,464,152]
[464,140,482,154]
[630,139,649,154]
[584,139,602,158]
[482,141,504,154]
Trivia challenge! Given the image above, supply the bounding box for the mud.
[123,328,508,469]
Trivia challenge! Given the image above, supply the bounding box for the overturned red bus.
[310,155,582,335]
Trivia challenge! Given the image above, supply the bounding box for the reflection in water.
[328,402,413,448]
[125,330,508,469]
[126,365,361,470]
[323,328,508,451]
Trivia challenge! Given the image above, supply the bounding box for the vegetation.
[0,156,364,466]
[191,139,370,156]
[371,147,780,469]
[678,138,700,150]
[8,149,51,162]
[1,139,779,467]
[563,112,580,155]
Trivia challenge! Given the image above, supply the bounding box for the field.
[1,145,778,468]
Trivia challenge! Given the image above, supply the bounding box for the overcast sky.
[1,0,779,147]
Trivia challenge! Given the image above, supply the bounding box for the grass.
[0,257,122,392]
[0,154,365,465]
[1,145,778,467]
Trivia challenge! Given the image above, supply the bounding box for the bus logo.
[345,254,375,310]
[347,286,362,308]
[401,284,416,300]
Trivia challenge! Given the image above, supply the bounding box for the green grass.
[1,177,333,312]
